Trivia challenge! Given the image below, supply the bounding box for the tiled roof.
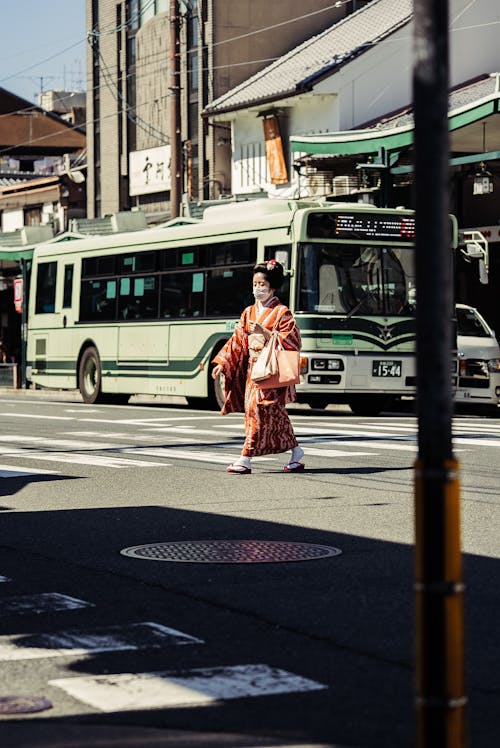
[362,74,499,132]
[204,0,412,116]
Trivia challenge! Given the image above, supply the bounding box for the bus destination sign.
[307,212,416,241]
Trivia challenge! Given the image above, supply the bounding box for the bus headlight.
[487,358,500,372]
[311,358,344,371]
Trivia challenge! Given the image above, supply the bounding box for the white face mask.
[253,287,271,302]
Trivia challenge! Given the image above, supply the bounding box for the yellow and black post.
[413,1,467,746]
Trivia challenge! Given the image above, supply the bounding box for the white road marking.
[294,426,417,441]
[0,464,60,478]
[0,413,72,421]
[0,593,94,616]
[144,427,232,436]
[454,437,500,447]
[298,437,416,452]
[66,431,167,442]
[50,663,327,711]
[0,436,123,450]
[120,447,273,464]
[302,447,375,457]
[0,448,167,468]
[0,622,203,661]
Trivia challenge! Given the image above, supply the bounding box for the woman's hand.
[212,364,223,380]
[249,321,270,339]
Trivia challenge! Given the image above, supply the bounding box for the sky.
[0,1,87,104]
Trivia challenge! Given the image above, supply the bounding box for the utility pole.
[169,0,182,218]
[413,2,467,746]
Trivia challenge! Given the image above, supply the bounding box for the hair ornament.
[266,259,277,270]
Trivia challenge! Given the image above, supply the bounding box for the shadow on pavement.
[0,500,496,748]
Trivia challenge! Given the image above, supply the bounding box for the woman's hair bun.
[253,259,284,289]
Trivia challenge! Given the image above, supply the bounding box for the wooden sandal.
[283,461,305,472]
[226,463,252,474]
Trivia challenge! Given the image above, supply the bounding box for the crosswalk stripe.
[0,436,122,450]
[0,622,203,661]
[303,447,376,457]
[0,449,168,469]
[0,412,72,421]
[49,663,327,711]
[120,447,273,464]
[0,464,60,478]
[299,437,416,452]
[0,593,94,616]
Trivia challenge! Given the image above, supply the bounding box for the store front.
[290,73,500,335]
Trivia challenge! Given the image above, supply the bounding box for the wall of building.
[86,1,350,213]
[86,0,124,217]
[206,0,350,200]
[230,93,338,195]
[227,0,500,197]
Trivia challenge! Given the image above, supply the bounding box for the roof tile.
[205,0,412,115]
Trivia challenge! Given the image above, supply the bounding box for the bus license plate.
[372,360,402,377]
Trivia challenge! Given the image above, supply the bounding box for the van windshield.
[456,307,491,338]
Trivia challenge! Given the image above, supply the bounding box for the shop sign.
[129,145,171,196]
[14,277,23,314]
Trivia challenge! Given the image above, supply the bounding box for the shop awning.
[290,82,500,163]
[0,248,34,261]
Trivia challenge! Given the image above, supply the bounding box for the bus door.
[116,275,168,370]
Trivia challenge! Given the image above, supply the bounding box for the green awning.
[290,97,498,157]
[0,248,34,261]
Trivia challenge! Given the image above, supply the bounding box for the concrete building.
[85,0,366,221]
[0,87,86,234]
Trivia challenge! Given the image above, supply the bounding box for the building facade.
[85,0,363,220]
[205,0,500,335]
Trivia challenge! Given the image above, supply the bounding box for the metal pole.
[19,258,27,389]
[169,0,182,218]
[413,2,467,746]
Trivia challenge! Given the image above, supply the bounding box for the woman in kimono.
[212,260,304,474]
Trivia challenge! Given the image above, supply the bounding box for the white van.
[455,304,500,411]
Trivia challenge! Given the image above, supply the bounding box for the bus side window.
[35,261,57,314]
[119,276,158,319]
[63,264,74,308]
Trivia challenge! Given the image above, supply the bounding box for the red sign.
[13,277,23,314]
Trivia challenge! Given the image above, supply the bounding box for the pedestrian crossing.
[1,413,500,477]
[0,576,326,714]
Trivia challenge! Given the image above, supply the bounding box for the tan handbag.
[251,331,300,389]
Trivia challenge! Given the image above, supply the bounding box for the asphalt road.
[0,391,498,747]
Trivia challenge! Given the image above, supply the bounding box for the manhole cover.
[120,540,342,564]
[0,696,52,714]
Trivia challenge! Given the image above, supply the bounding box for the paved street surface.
[0,391,498,747]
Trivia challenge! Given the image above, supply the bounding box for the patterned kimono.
[213,296,302,457]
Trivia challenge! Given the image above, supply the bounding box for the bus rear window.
[35,262,57,314]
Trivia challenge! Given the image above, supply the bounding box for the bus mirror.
[459,230,488,283]
[479,259,488,285]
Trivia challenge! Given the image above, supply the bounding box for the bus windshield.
[296,242,416,317]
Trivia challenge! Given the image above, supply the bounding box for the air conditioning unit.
[331,175,357,196]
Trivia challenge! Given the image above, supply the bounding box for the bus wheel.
[306,395,330,410]
[186,365,225,411]
[79,346,103,404]
[348,395,388,417]
[212,364,226,410]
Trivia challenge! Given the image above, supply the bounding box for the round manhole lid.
[0,696,52,715]
[120,539,342,564]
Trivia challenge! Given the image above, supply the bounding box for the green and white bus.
[26,199,455,414]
